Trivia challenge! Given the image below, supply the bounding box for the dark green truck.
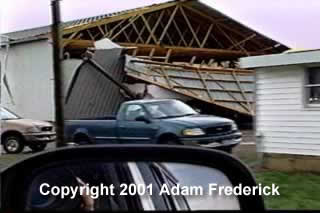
[65,99,242,152]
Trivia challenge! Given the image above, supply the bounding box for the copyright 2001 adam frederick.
[39,183,280,199]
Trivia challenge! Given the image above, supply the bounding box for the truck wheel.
[3,135,25,154]
[29,144,47,152]
[167,139,180,145]
[160,136,181,145]
[74,135,91,145]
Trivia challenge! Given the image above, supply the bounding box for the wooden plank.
[134,15,152,43]
[216,24,250,56]
[120,43,261,61]
[228,33,256,50]
[206,73,252,113]
[151,68,199,96]
[165,49,172,63]
[210,30,225,49]
[160,67,173,89]
[131,21,145,43]
[188,25,201,47]
[141,14,158,43]
[201,24,214,48]
[173,85,253,94]
[97,25,106,36]
[178,28,189,46]
[136,73,253,83]
[149,48,156,59]
[189,56,196,65]
[136,56,167,60]
[208,59,215,66]
[180,6,202,47]
[111,15,140,40]
[232,70,252,113]
[63,1,180,35]
[62,39,95,49]
[129,58,253,74]
[158,5,179,45]
[159,21,175,46]
[106,19,127,38]
[146,10,165,44]
[67,31,79,40]
[130,56,254,75]
[122,29,132,43]
[172,19,188,46]
[132,48,138,56]
[196,67,215,103]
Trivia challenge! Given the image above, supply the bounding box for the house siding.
[256,65,320,156]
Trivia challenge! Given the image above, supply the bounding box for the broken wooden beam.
[128,58,253,74]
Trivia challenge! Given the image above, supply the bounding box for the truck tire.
[167,139,180,145]
[3,135,25,154]
[159,135,181,145]
[74,134,91,145]
[29,144,47,152]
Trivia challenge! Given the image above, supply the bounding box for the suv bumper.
[180,131,242,148]
[24,132,56,144]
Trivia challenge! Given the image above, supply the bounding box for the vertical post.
[51,0,65,147]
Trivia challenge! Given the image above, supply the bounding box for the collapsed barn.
[1,0,288,123]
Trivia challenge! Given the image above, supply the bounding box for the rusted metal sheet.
[125,56,254,116]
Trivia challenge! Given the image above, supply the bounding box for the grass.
[255,171,320,210]
[233,144,320,210]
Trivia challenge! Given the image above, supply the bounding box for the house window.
[306,68,320,105]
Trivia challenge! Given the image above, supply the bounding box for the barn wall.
[256,65,320,156]
[0,40,55,121]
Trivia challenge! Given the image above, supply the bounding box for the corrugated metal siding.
[64,49,126,119]
[256,65,320,156]
[0,40,55,121]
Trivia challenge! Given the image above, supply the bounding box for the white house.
[240,49,320,171]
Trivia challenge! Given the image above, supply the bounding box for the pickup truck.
[1,107,56,154]
[65,99,242,152]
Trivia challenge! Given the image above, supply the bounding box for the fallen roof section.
[125,56,254,116]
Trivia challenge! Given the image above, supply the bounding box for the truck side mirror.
[135,115,151,123]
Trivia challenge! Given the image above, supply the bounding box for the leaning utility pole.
[51,0,65,147]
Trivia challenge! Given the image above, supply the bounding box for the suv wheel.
[29,144,47,152]
[3,135,25,154]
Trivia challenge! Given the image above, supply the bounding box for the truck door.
[117,104,158,144]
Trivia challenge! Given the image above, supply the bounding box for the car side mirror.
[1,145,265,212]
[135,115,151,123]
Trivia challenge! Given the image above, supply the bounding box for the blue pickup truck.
[65,99,242,152]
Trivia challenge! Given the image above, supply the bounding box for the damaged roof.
[125,56,255,116]
[4,0,288,52]
[4,0,178,41]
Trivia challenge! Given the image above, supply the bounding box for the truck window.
[124,105,146,121]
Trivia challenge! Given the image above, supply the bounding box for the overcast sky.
[1,0,319,49]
